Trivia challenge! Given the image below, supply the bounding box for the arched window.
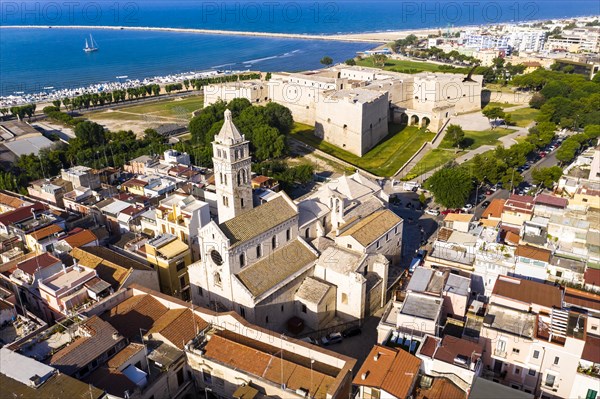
[305,228,310,238]
[272,235,277,250]
[239,252,245,267]
[213,272,222,287]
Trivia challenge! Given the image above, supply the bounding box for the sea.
[1,0,599,96]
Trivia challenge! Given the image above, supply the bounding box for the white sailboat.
[83,34,98,52]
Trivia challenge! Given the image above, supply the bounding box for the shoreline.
[0,24,447,43]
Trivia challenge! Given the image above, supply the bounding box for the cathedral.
[188,110,404,332]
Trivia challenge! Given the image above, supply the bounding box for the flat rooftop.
[400,292,442,321]
[42,267,94,292]
[484,304,535,338]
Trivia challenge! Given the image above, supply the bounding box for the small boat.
[83,34,98,52]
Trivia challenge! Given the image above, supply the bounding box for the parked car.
[485,190,492,195]
[300,337,319,346]
[321,332,343,346]
[461,204,473,212]
[342,326,362,338]
[441,209,456,215]
[539,151,547,157]
[481,200,490,208]
[425,209,440,216]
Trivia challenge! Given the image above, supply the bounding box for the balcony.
[493,349,507,358]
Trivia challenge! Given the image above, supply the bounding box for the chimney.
[361,371,370,380]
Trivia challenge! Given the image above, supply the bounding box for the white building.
[212,109,253,223]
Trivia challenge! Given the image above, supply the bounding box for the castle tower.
[212,109,253,223]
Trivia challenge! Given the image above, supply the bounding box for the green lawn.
[356,57,468,74]
[439,128,515,150]
[484,101,518,109]
[507,107,540,127]
[119,95,204,118]
[88,111,149,121]
[410,149,462,175]
[484,83,516,94]
[290,122,435,177]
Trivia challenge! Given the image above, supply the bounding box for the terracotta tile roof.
[252,175,271,184]
[585,268,600,287]
[28,224,63,240]
[504,195,534,214]
[492,276,562,308]
[106,343,144,369]
[0,192,29,209]
[534,194,568,209]
[505,231,520,246]
[0,202,45,226]
[83,366,135,398]
[415,377,466,399]
[204,334,272,376]
[515,244,551,263]
[339,209,402,246]
[582,334,600,363]
[220,194,297,247]
[236,240,317,298]
[104,294,169,340]
[420,336,439,358]
[444,213,474,223]
[522,61,541,67]
[433,335,483,365]
[122,178,148,187]
[149,308,209,349]
[565,287,600,311]
[72,246,152,289]
[353,345,420,398]
[0,373,104,399]
[50,316,125,376]
[62,229,98,248]
[16,252,60,275]
[482,199,505,219]
[204,332,336,399]
[480,218,499,228]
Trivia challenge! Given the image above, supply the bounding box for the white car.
[461,204,473,212]
[425,209,440,216]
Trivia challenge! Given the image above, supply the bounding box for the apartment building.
[480,276,587,398]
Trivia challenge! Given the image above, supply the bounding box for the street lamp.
[204,386,212,398]
[310,359,315,398]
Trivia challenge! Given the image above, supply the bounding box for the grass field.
[89,95,204,121]
[507,107,539,127]
[290,122,435,177]
[356,57,468,74]
[410,149,462,175]
[438,128,515,150]
[484,101,518,109]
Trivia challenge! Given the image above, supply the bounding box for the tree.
[345,58,356,66]
[52,100,61,109]
[320,56,333,66]
[531,166,563,188]
[226,98,252,118]
[252,125,286,160]
[482,106,505,128]
[74,121,106,147]
[529,93,545,109]
[264,102,294,135]
[419,192,426,205]
[372,54,387,67]
[425,167,473,208]
[446,124,465,148]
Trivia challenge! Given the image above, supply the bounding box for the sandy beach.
[0,25,453,44]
